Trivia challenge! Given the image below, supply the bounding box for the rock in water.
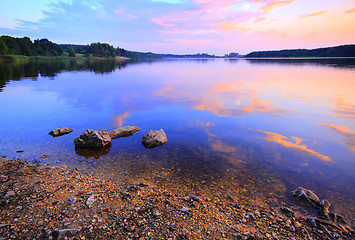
[292,187,320,208]
[74,129,111,148]
[109,126,140,139]
[49,127,74,137]
[141,129,167,148]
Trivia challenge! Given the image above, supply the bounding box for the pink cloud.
[114,9,123,14]
[345,8,355,14]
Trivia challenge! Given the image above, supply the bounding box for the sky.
[0,0,354,55]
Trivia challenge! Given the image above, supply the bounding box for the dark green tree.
[0,38,8,54]
[68,47,76,57]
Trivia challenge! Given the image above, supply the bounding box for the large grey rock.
[292,187,320,208]
[74,129,111,148]
[141,129,167,148]
[109,126,140,139]
[49,127,73,137]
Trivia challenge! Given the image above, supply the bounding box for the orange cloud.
[345,8,355,14]
[319,124,355,136]
[298,10,327,19]
[331,98,355,118]
[113,111,130,127]
[319,123,355,151]
[258,130,332,162]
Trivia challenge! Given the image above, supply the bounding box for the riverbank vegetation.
[0,35,163,60]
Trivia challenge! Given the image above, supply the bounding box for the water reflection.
[236,58,355,70]
[75,144,112,159]
[319,124,355,151]
[258,130,332,162]
[0,58,355,226]
[0,58,130,91]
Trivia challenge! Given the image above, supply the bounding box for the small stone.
[49,127,74,137]
[164,199,171,205]
[192,196,201,202]
[139,182,149,187]
[68,198,76,204]
[86,194,96,207]
[152,210,160,218]
[306,218,317,228]
[127,185,140,191]
[4,191,15,198]
[280,206,295,216]
[179,207,191,213]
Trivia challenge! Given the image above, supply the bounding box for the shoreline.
[0,157,353,239]
[0,55,130,62]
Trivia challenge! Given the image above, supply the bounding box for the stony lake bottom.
[0,58,354,227]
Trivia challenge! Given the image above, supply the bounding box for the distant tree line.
[163,53,217,58]
[245,45,355,58]
[60,43,164,59]
[0,35,164,59]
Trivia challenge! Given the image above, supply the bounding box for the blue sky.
[1,0,354,55]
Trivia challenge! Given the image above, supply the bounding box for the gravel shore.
[0,158,353,239]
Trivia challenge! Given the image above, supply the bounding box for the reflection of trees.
[0,58,131,91]
[239,58,355,70]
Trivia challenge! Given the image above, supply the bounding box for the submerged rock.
[109,126,140,139]
[74,129,111,148]
[49,127,74,137]
[141,129,167,148]
[292,187,320,208]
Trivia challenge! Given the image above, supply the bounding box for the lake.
[0,58,354,225]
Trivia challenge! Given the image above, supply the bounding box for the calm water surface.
[1,58,354,225]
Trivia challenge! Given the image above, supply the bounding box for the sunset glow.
[1,0,354,54]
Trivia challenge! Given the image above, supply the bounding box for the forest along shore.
[0,157,354,239]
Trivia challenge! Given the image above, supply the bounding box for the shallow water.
[0,58,354,225]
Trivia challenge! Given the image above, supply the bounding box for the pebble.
[68,198,76,204]
[179,207,191,213]
[152,210,160,218]
[86,194,97,207]
[4,191,15,198]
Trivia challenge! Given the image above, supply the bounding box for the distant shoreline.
[242,57,355,59]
